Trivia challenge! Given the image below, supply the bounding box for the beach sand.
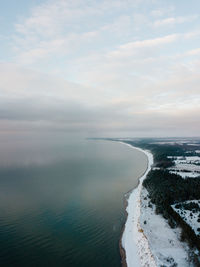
[119,143,156,267]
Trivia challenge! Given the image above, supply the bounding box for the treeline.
[143,170,200,207]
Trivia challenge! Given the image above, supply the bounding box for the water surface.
[0,138,147,266]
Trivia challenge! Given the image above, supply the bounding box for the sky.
[0,0,200,138]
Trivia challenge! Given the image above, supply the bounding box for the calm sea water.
[0,137,147,266]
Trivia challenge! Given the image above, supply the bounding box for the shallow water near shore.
[0,137,147,266]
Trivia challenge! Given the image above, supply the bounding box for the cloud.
[0,61,200,138]
[11,0,166,65]
[151,6,175,18]
[0,0,200,137]
[111,34,178,55]
[153,15,198,27]
[186,47,200,56]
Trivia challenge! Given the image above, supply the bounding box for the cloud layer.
[1,0,200,137]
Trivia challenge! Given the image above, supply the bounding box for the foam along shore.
[120,142,156,267]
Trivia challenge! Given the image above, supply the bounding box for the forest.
[123,139,200,261]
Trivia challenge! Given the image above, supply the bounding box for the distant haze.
[0,0,200,137]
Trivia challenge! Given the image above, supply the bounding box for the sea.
[0,136,147,266]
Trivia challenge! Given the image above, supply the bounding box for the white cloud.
[151,6,175,18]
[186,48,200,56]
[153,15,198,27]
[119,34,178,49]
[103,34,178,62]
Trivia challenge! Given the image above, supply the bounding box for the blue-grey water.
[0,137,147,266]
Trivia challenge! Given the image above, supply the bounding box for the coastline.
[118,142,156,267]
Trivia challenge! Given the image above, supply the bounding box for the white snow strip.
[150,142,176,145]
[172,164,200,172]
[119,142,156,267]
[185,156,200,161]
[187,143,200,146]
[169,171,200,178]
[152,167,160,170]
[168,156,200,162]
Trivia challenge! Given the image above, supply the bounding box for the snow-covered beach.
[120,142,191,267]
[119,142,156,266]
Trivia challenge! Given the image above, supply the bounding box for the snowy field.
[172,200,200,236]
[150,140,200,146]
[168,156,200,177]
[168,156,200,164]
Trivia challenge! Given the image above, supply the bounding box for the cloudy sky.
[0,0,200,137]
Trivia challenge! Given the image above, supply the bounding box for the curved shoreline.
[118,142,156,267]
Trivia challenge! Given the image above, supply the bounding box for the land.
[120,146,156,267]
[107,137,200,266]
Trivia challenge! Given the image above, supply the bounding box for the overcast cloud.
[0,0,200,137]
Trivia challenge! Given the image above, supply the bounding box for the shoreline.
[118,142,156,267]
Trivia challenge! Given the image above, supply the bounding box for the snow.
[168,156,200,162]
[120,143,156,267]
[172,200,200,236]
[170,164,200,172]
[119,142,193,266]
[168,156,200,175]
[150,142,177,145]
[186,143,200,146]
[150,140,199,146]
[185,157,200,161]
[140,189,190,266]
[169,171,200,178]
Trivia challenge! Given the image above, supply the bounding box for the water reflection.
[0,137,147,266]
